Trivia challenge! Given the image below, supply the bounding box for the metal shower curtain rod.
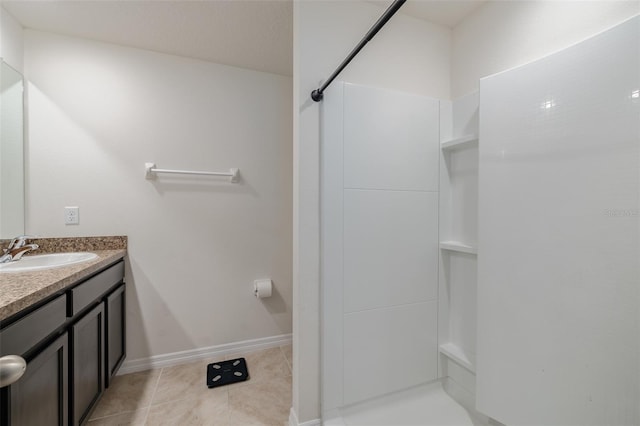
[310,0,407,102]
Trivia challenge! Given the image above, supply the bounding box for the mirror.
[0,59,25,238]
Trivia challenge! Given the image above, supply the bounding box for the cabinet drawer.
[0,295,67,357]
[68,261,124,317]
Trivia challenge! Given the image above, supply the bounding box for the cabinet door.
[71,303,104,426]
[105,284,125,387]
[4,333,68,426]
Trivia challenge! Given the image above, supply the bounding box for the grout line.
[280,345,293,374]
[275,346,294,409]
[343,298,437,316]
[343,187,439,193]
[142,368,164,424]
[437,104,442,379]
[88,409,139,422]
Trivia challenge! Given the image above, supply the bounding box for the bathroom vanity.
[0,238,126,426]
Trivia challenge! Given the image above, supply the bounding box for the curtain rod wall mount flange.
[311,89,324,102]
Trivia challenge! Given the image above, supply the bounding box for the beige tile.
[152,359,221,405]
[91,370,160,419]
[145,392,229,426]
[228,375,291,426]
[280,345,292,372]
[90,348,292,425]
[225,347,290,385]
[87,409,147,426]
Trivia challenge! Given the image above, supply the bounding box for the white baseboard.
[289,407,322,426]
[118,333,292,375]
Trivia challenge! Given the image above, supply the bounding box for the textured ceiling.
[2,1,486,77]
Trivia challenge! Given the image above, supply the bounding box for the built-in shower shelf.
[439,241,478,255]
[441,134,478,151]
[439,343,475,373]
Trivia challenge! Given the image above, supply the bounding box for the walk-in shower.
[318,15,639,426]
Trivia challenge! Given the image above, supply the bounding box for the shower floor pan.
[323,381,486,426]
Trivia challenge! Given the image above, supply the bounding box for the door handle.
[0,355,27,387]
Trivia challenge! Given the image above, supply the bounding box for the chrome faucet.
[0,236,39,264]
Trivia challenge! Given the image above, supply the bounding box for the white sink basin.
[0,252,98,272]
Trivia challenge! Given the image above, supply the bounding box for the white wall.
[293,2,450,422]
[452,0,640,98]
[0,6,24,72]
[24,30,293,362]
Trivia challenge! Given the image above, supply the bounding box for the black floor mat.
[206,358,249,388]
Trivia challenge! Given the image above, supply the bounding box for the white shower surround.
[321,82,441,412]
[319,15,639,426]
[476,15,639,425]
[320,81,486,424]
[295,2,640,424]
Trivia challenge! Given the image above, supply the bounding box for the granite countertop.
[0,237,127,322]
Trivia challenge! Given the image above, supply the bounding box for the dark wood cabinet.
[0,259,125,426]
[4,333,68,426]
[105,284,125,388]
[71,303,104,426]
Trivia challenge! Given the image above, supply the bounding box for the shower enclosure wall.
[319,15,639,425]
[321,82,442,411]
[476,16,639,426]
[321,81,483,423]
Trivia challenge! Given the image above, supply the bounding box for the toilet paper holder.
[253,279,273,299]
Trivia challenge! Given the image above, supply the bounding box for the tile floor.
[88,345,292,426]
